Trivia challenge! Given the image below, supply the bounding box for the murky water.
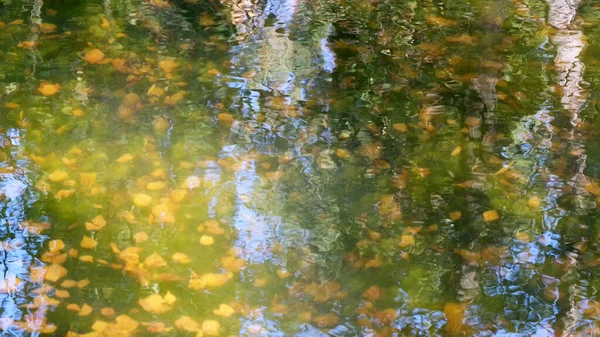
[1,0,600,336]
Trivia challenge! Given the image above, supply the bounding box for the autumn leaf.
[133,193,152,207]
[213,304,235,317]
[144,253,167,268]
[44,264,68,282]
[84,49,105,64]
[85,215,106,231]
[39,82,61,96]
[482,210,499,222]
[48,170,69,182]
[159,59,178,73]
[80,236,98,249]
[139,293,173,314]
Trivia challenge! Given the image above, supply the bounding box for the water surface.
[1,0,600,336]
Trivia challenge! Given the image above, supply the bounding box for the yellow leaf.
[175,316,200,332]
[84,49,105,64]
[133,232,148,244]
[79,304,93,316]
[48,170,69,182]
[39,82,61,96]
[80,236,98,249]
[202,320,220,336]
[170,189,187,202]
[133,193,152,207]
[44,264,68,282]
[159,59,178,73]
[79,255,94,262]
[39,23,57,33]
[164,291,176,305]
[144,253,167,268]
[77,279,90,289]
[139,294,172,314]
[451,146,462,157]
[146,181,166,190]
[55,289,70,298]
[393,123,408,132]
[48,239,65,253]
[200,235,214,246]
[276,269,290,279]
[100,307,115,317]
[101,17,110,29]
[586,183,600,196]
[482,210,499,222]
[80,172,97,187]
[61,280,76,288]
[189,272,232,290]
[66,304,81,312]
[92,320,108,332]
[398,235,415,248]
[449,211,462,221]
[172,252,191,264]
[116,154,134,163]
[217,113,234,127]
[528,196,541,208]
[444,302,465,333]
[213,304,235,317]
[86,215,106,231]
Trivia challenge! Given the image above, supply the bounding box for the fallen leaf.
[213,304,235,317]
[172,253,191,264]
[175,316,200,332]
[39,82,61,96]
[144,253,167,268]
[44,264,68,282]
[48,170,69,182]
[139,294,173,314]
[116,154,134,163]
[202,320,220,336]
[133,193,152,207]
[85,215,106,231]
[482,210,499,222]
[84,49,105,64]
[80,236,98,249]
[200,235,214,246]
[79,304,93,316]
[159,59,178,73]
[133,232,149,244]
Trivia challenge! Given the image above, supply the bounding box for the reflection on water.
[1,0,600,336]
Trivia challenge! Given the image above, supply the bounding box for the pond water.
[2,0,600,336]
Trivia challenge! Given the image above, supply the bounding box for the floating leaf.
[528,197,541,208]
[133,232,149,244]
[201,320,220,336]
[39,82,61,96]
[175,316,200,332]
[139,294,173,314]
[116,154,134,163]
[48,240,65,253]
[79,304,93,316]
[49,170,69,182]
[133,194,152,207]
[200,235,214,246]
[84,49,105,64]
[159,59,178,73]
[85,215,106,231]
[80,236,98,249]
[44,264,68,282]
[482,210,499,222]
[144,253,167,268]
[172,253,191,264]
[213,304,235,317]
[444,302,465,333]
